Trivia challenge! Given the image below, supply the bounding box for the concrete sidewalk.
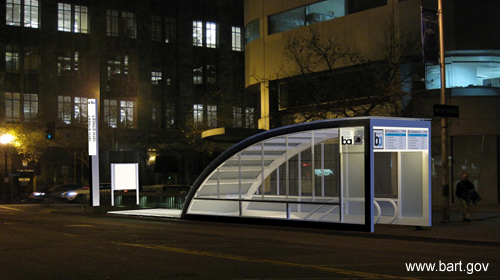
[54,202,500,246]
[371,203,500,246]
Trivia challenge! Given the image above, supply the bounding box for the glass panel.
[189,199,240,216]
[426,55,500,90]
[244,19,259,45]
[306,1,339,25]
[268,6,305,35]
[288,202,340,222]
[340,127,365,224]
[241,201,287,219]
[400,152,423,218]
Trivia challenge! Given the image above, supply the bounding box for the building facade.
[244,0,500,205]
[1,0,256,198]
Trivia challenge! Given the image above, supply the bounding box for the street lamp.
[0,134,14,145]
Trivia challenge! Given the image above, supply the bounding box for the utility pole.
[438,0,450,222]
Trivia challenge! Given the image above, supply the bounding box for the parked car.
[28,185,52,202]
[30,184,86,203]
[61,183,111,203]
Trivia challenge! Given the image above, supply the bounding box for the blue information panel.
[385,129,407,150]
[408,129,428,150]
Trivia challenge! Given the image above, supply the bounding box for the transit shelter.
[181,117,431,232]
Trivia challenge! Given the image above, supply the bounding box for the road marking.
[65,224,95,227]
[0,206,22,211]
[113,242,416,279]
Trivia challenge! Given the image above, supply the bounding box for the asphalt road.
[1,204,499,279]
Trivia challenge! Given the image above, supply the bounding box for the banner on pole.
[421,7,439,65]
[88,99,97,156]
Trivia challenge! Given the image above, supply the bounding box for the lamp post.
[0,134,15,202]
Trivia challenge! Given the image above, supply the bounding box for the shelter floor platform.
[107,208,182,218]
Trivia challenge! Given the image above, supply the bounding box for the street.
[1,204,499,279]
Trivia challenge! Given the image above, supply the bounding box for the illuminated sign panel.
[88,99,97,156]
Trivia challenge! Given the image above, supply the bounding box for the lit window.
[58,3,71,32]
[104,99,118,128]
[193,66,203,85]
[233,107,243,127]
[207,105,217,128]
[232,27,242,51]
[107,55,129,79]
[103,99,136,128]
[74,97,88,124]
[58,95,72,124]
[120,100,135,127]
[193,20,217,48]
[6,0,21,26]
[426,53,500,90]
[23,93,38,122]
[151,71,162,85]
[193,20,203,47]
[5,92,21,123]
[24,0,39,28]
[245,107,255,128]
[193,104,203,124]
[6,50,20,72]
[206,22,217,48]
[58,51,80,75]
[7,0,39,28]
[74,5,88,33]
[58,3,87,33]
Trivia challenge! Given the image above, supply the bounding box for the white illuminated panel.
[111,163,138,190]
[408,129,428,150]
[88,99,97,156]
[385,129,406,150]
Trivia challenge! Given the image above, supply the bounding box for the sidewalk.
[55,203,500,246]
[370,203,500,246]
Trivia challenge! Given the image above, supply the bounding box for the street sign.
[433,104,459,118]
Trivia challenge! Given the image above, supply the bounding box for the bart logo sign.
[341,136,363,145]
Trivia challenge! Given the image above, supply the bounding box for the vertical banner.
[88,99,100,206]
[421,7,439,65]
[88,99,97,156]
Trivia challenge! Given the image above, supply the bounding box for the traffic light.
[45,121,56,140]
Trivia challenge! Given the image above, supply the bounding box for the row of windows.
[192,104,255,129]
[245,0,386,44]
[4,93,136,128]
[6,47,225,88]
[6,1,243,51]
[5,93,255,130]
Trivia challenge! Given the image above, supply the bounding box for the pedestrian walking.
[455,173,480,222]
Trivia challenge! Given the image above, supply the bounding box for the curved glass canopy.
[182,117,431,232]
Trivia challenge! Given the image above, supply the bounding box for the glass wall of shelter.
[182,117,431,232]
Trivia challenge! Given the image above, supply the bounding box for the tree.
[255,16,423,124]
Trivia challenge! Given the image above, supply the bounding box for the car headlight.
[63,191,78,197]
[32,192,45,196]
